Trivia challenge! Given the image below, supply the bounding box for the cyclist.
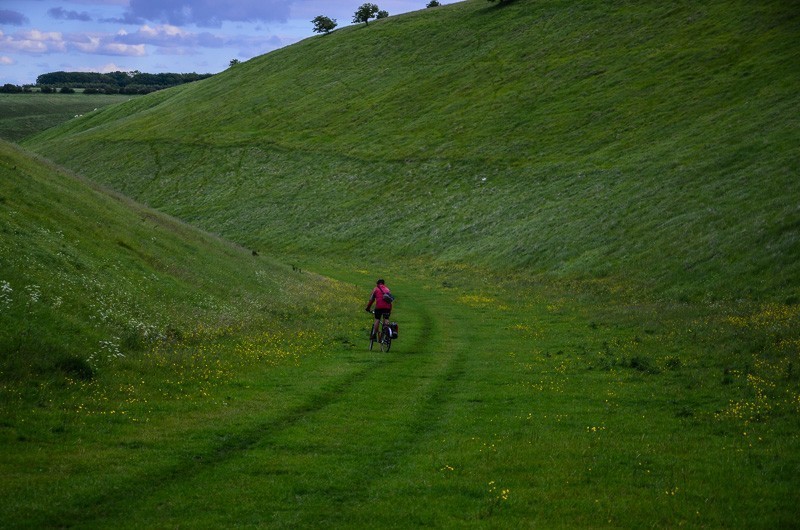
[365,279,393,341]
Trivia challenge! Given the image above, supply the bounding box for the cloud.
[57,61,130,75]
[95,62,129,73]
[125,0,295,27]
[1,20,242,61]
[0,10,30,26]
[101,13,147,25]
[65,33,100,52]
[0,29,144,57]
[0,30,66,54]
[48,8,93,22]
[116,25,224,49]
[62,31,146,56]
[0,55,14,65]
[69,0,128,5]
[102,42,146,56]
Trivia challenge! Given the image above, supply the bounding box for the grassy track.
[85,288,459,528]
[7,264,797,527]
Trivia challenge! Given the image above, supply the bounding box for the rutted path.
[41,279,477,528]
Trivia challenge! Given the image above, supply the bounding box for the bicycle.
[369,311,393,352]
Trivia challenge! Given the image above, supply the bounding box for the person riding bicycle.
[365,279,393,341]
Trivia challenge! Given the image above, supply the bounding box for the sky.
[0,0,459,85]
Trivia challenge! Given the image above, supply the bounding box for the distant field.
[0,93,136,143]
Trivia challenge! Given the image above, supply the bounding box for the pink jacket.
[369,285,393,310]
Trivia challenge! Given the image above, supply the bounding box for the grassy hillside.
[0,139,378,525]
[0,93,136,143]
[3,137,799,527]
[0,137,359,421]
[25,0,800,302]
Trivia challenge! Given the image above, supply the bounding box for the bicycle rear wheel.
[381,334,391,352]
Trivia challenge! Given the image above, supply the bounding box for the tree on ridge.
[353,3,380,25]
[312,15,338,34]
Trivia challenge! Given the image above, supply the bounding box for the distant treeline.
[29,71,213,94]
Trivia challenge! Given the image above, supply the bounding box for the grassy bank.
[0,137,362,480]
[1,141,797,524]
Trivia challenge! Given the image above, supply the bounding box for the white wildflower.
[95,337,124,362]
[0,280,12,308]
[25,284,41,305]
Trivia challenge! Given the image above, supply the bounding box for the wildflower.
[0,280,11,308]
[25,285,41,305]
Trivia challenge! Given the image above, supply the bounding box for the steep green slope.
[0,139,349,384]
[26,0,800,301]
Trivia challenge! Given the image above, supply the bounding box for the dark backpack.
[379,286,395,303]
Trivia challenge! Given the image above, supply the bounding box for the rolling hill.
[24,0,800,302]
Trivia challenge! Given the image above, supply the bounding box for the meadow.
[3,177,797,526]
[0,92,136,143]
[3,0,799,526]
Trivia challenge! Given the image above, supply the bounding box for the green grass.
[24,0,800,301]
[0,93,137,143]
[4,0,799,526]
[0,139,332,376]
[2,192,798,526]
